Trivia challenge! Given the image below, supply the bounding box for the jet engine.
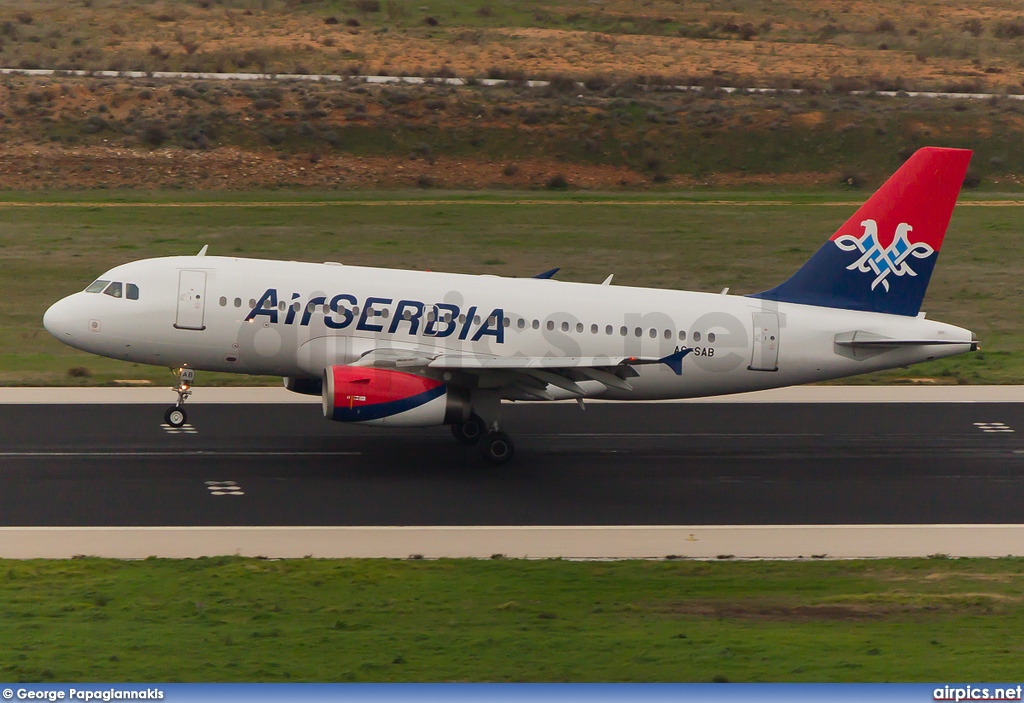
[322,365,470,427]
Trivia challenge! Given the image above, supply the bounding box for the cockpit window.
[85,280,109,293]
[103,282,123,298]
[126,283,139,300]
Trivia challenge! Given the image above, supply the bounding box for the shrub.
[546,173,568,189]
[961,18,983,37]
[546,73,577,93]
[67,367,91,378]
[353,0,380,12]
[962,170,982,188]
[141,121,167,146]
[503,163,519,176]
[840,172,865,188]
[994,21,1024,39]
[423,16,438,27]
[324,16,339,25]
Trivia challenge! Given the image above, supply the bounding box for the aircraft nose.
[43,295,79,340]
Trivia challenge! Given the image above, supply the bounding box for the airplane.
[43,147,977,463]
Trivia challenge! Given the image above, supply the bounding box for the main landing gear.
[452,416,515,464]
[164,367,194,428]
[450,391,515,464]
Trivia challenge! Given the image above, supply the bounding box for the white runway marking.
[161,423,197,435]
[974,422,1015,433]
[205,480,244,496]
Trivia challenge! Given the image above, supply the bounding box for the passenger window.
[86,280,110,294]
[234,298,242,308]
[103,282,123,298]
[620,326,627,336]
[517,318,526,330]
[561,321,569,332]
[605,325,613,335]
[219,296,227,307]
[546,321,554,331]
[648,328,657,339]
[249,299,256,308]
[532,319,539,329]
[693,331,702,342]
[591,324,598,334]
[126,283,139,300]
[679,330,687,341]
[708,332,716,343]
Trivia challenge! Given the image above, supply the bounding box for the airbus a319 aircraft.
[44,147,977,463]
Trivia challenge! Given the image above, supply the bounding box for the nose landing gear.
[164,367,194,428]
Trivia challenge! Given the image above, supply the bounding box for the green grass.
[2,557,1024,682]
[3,189,1023,386]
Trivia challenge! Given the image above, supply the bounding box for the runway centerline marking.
[161,423,197,435]
[205,480,244,496]
[974,422,1015,433]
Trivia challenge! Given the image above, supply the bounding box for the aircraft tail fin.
[750,147,972,316]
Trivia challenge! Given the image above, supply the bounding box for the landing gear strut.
[165,367,194,428]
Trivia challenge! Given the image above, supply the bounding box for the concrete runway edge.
[3,525,1023,560]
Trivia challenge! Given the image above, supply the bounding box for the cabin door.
[175,270,207,331]
[749,312,779,371]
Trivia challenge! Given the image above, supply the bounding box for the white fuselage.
[43,255,975,400]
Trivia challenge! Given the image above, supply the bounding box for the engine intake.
[322,365,469,427]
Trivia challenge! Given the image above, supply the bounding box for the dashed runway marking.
[974,422,1015,434]
[161,423,197,435]
[206,480,244,496]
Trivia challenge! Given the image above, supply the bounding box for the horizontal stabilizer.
[834,330,975,348]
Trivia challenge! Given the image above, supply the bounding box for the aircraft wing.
[349,346,692,399]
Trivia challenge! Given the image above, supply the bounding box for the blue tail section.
[749,147,972,316]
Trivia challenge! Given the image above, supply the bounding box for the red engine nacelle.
[322,365,469,427]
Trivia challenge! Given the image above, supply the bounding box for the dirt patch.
[0,144,838,191]
[659,600,888,621]
[656,595,1019,621]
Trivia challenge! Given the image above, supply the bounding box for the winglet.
[659,347,692,375]
[533,268,560,279]
[197,245,209,257]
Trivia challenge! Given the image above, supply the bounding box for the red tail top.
[829,147,972,252]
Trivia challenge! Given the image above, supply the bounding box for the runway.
[1,391,1023,530]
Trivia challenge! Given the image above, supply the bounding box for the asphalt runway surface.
[0,401,1022,527]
